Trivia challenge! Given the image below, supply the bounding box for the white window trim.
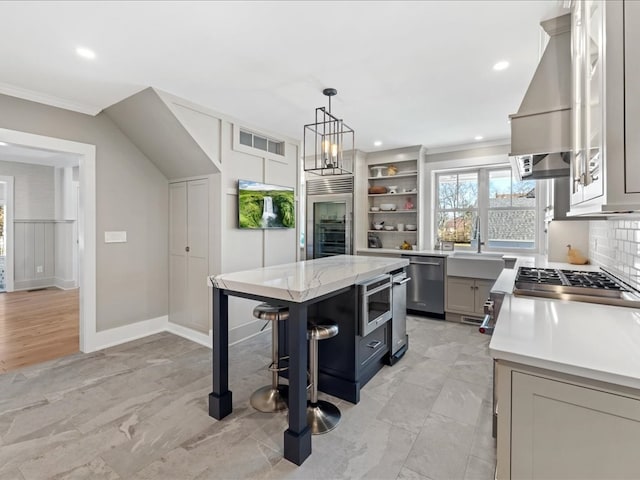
[232,124,287,163]
[427,157,546,254]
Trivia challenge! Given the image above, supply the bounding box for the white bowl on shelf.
[379,203,397,211]
[383,225,395,231]
[406,224,417,231]
[373,223,384,230]
[370,206,380,212]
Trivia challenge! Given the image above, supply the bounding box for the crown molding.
[0,82,102,116]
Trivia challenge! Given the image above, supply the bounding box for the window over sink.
[435,166,538,252]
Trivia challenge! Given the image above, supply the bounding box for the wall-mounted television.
[238,179,295,229]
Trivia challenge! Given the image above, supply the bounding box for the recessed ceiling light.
[493,60,509,71]
[374,141,383,147]
[0,142,7,146]
[474,135,484,141]
[76,47,96,60]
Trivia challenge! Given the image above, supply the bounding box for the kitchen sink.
[447,253,505,279]
[449,251,505,259]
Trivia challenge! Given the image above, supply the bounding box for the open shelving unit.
[367,159,419,250]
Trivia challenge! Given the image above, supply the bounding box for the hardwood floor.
[0,287,79,373]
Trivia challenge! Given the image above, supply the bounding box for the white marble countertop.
[357,248,449,256]
[490,259,640,390]
[209,255,409,303]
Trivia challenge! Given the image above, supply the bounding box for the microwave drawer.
[358,324,388,368]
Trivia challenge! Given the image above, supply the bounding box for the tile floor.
[0,316,496,479]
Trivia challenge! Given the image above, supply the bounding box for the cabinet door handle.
[366,340,382,349]
[185,246,190,252]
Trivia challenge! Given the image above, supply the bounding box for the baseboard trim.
[53,278,78,290]
[88,316,269,353]
[91,315,168,352]
[166,321,211,348]
[229,319,269,346]
[14,278,55,291]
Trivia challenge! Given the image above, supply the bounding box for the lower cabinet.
[496,362,640,479]
[446,276,493,318]
[279,285,389,404]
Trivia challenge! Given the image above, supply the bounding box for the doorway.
[0,128,96,358]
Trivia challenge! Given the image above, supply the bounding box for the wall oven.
[357,274,392,337]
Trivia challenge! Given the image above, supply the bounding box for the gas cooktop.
[513,267,640,307]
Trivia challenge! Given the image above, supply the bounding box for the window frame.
[434,164,542,254]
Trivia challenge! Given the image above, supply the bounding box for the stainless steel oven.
[357,274,392,337]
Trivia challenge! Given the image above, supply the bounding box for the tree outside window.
[435,166,537,251]
[436,172,478,245]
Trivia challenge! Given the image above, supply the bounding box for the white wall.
[0,160,54,219]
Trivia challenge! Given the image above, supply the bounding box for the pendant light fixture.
[303,88,354,176]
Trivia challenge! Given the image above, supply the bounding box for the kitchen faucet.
[474,215,482,253]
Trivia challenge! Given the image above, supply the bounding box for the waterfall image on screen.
[238,180,295,229]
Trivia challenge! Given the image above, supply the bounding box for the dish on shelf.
[370,206,380,212]
[373,223,384,230]
[383,225,395,231]
[370,166,386,177]
[403,188,417,193]
[368,185,387,194]
[406,224,417,231]
[379,203,397,211]
[387,185,398,194]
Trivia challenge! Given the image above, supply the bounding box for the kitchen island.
[489,260,640,479]
[208,255,409,466]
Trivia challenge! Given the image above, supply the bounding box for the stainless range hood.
[510,13,572,179]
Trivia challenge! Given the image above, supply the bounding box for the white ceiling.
[0,1,568,152]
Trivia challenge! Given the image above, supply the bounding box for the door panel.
[169,179,209,332]
[186,179,209,332]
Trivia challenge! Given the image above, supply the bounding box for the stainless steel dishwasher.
[402,255,445,317]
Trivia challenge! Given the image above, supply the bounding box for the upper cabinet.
[570,0,640,215]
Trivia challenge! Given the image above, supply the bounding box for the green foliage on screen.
[238,188,295,229]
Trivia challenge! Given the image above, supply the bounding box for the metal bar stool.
[307,319,341,434]
[250,303,289,412]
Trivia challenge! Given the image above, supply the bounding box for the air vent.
[239,129,284,156]
[306,176,354,195]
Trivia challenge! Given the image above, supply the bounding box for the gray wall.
[0,160,55,219]
[0,93,169,331]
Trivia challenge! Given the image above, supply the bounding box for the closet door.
[169,179,209,332]
[186,179,209,332]
[169,182,189,328]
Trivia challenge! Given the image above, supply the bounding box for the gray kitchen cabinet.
[496,362,640,479]
[570,0,640,215]
[446,276,492,319]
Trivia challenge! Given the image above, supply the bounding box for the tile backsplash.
[589,219,640,290]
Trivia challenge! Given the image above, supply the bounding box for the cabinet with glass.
[570,0,640,215]
[367,159,419,250]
